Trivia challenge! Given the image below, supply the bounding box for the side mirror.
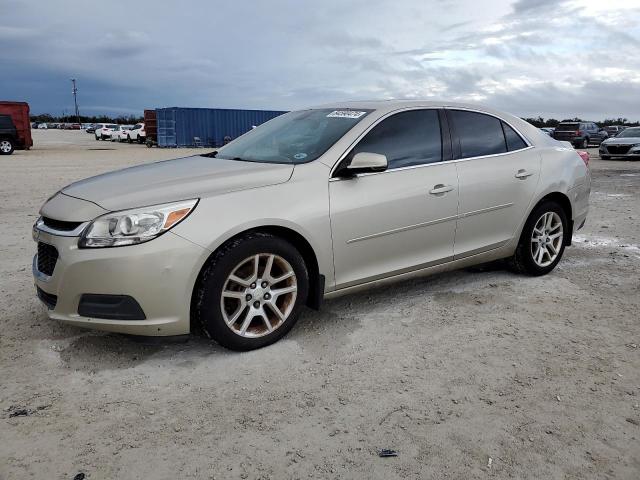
[339,152,388,177]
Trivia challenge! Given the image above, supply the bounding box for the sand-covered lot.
[1,130,639,479]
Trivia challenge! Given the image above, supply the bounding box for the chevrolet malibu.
[33,101,591,350]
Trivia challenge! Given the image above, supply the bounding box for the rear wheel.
[195,232,309,351]
[0,139,14,155]
[581,138,589,148]
[509,201,568,276]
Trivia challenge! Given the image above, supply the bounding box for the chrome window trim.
[443,106,532,148]
[329,105,534,180]
[32,255,52,282]
[34,217,90,237]
[329,145,535,181]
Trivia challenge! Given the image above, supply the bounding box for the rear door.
[448,109,540,258]
[329,109,458,288]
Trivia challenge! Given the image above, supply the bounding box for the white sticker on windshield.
[293,152,307,160]
[326,110,367,119]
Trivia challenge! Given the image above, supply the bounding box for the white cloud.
[0,0,639,119]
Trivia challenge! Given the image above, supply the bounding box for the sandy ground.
[1,130,639,479]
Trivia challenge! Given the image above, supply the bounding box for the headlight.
[79,199,198,248]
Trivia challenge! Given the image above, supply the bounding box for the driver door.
[329,109,459,289]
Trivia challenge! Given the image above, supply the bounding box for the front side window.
[449,110,507,158]
[216,108,372,164]
[348,109,442,169]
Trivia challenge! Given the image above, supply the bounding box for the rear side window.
[0,115,14,129]
[502,122,527,151]
[349,109,442,169]
[449,110,506,158]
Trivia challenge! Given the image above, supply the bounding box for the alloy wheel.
[0,140,11,153]
[531,212,563,267]
[220,253,297,338]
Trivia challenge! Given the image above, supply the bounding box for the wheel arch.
[528,191,573,246]
[189,225,323,333]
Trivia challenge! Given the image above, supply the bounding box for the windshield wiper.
[200,150,218,158]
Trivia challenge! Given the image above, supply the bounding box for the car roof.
[310,99,554,147]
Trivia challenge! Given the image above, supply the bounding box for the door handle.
[515,169,534,179]
[429,184,454,195]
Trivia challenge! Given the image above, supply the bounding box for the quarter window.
[450,110,507,158]
[349,109,442,169]
[502,122,527,151]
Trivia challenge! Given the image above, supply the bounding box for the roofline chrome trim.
[329,105,534,179]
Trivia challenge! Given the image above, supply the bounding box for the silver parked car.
[33,101,591,350]
[599,126,640,159]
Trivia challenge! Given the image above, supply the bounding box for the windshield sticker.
[293,152,308,160]
[326,110,367,119]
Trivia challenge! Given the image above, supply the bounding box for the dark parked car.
[0,114,18,155]
[553,122,608,148]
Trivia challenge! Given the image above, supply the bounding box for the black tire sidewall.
[517,201,568,275]
[198,235,309,351]
[0,139,14,155]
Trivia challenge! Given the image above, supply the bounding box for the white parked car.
[126,123,146,143]
[33,101,591,351]
[110,125,134,142]
[37,123,48,129]
[94,124,118,140]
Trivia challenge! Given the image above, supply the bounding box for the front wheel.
[581,138,589,148]
[509,201,568,276]
[0,138,14,155]
[195,233,309,350]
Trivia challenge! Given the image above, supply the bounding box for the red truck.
[0,101,33,155]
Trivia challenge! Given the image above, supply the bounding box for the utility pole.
[71,78,80,124]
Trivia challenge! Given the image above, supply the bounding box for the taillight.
[577,150,589,167]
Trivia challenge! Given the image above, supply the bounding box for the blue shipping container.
[156,107,287,148]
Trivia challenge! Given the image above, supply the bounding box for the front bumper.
[599,144,640,157]
[32,228,209,336]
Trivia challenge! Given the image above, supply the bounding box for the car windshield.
[616,127,640,138]
[215,108,373,164]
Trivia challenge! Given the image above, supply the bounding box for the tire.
[582,138,589,148]
[195,232,309,351]
[95,135,100,141]
[0,138,14,155]
[127,136,132,144]
[508,201,568,276]
[600,155,610,160]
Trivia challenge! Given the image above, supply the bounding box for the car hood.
[61,155,294,212]
[602,137,640,145]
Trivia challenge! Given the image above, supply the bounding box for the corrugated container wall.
[156,107,287,148]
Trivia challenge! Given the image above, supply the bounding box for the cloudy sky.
[1,0,639,120]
